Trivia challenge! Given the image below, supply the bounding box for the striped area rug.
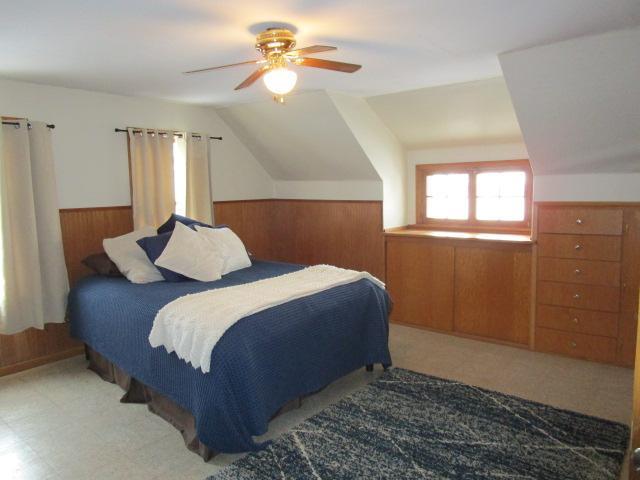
[209,368,629,480]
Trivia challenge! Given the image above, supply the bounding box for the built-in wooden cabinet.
[386,238,454,331]
[534,204,640,367]
[386,232,532,346]
[385,203,640,367]
[454,246,531,345]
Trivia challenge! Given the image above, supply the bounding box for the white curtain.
[128,128,175,229]
[185,132,213,224]
[0,120,69,335]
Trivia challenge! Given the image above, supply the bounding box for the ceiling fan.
[184,28,361,103]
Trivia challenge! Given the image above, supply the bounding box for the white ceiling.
[368,77,523,149]
[217,91,380,180]
[1,0,638,106]
[500,28,640,175]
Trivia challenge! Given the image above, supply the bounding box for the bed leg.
[365,364,374,372]
[382,363,391,371]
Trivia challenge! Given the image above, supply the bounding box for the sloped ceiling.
[500,28,640,175]
[2,1,639,105]
[367,77,523,149]
[216,91,380,181]
[329,92,406,227]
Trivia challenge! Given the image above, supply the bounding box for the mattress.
[68,260,392,453]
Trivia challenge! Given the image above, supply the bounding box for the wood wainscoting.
[0,206,133,376]
[214,199,385,280]
[59,206,134,285]
[1,199,384,375]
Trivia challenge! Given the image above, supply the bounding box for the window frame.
[415,159,533,234]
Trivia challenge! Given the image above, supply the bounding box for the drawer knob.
[570,341,577,348]
[572,317,579,324]
[576,218,583,225]
[574,244,583,250]
[574,268,582,275]
[573,293,581,299]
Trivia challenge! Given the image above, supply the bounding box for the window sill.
[384,227,533,245]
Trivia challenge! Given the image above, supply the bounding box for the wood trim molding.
[0,346,84,377]
[214,198,382,205]
[535,201,640,207]
[59,205,132,213]
[415,159,533,234]
[384,228,533,246]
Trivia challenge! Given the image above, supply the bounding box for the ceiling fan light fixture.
[263,67,297,95]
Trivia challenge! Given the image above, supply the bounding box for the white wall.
[329,92,406,228]
[500,28,640,201]
[367,77,523,150]
[0,78,273,208]
[534,174,640,202]
[274,180,382,201]
[216,91,380,182]
[406,143,529,223]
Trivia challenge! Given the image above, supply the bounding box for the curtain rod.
[114,128,222,141]
[2,121,55,129]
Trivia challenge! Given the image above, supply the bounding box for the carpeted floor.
[209,368,629,480]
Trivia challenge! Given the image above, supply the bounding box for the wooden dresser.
[534,204,640,366]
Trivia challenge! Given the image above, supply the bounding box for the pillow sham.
[195,226,252,275]
[81,252,123,277]
[103,227,164,284]
[136,231,189,282]
[153,222,225,282]
[157,213,212,235]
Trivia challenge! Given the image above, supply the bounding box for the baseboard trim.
[213,198,382,204]
[0,346,85,377]
[390,321,530,350]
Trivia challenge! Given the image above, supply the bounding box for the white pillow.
[103,226,164,284]
[195,226,252,275]
[154,222,225,282]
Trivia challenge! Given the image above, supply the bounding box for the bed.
[68,259,392,457]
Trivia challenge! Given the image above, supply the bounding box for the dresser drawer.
[535,328,617,363]
[537,281,620,312]
[538,207,623,235]
[537,234,622,261]
[538,257,620,287]
[536,305,618,337]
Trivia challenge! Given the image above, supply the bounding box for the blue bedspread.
[68,260,392,453]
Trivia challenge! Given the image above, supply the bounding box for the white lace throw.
[149,264,384,373]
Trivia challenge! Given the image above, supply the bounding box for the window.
[416,160,532,233]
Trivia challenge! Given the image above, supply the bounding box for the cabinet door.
[619,207,640,366]
[454,246,531,344]
[386,237,454,331]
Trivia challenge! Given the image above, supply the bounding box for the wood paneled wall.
[59,206,134,285]
[0,206,133,375]
[1,199,384,375]
[214,199,385,280]
[212,200,274,260]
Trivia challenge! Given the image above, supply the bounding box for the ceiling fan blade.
[183,60,262,74]
[234,67,268,90]
[297,57,361,73]
[285,45,337,57]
